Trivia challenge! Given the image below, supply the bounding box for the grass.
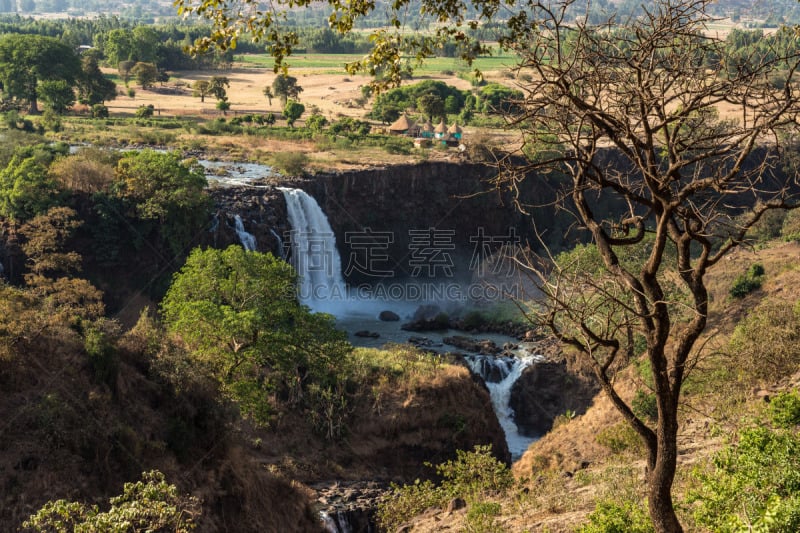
[234,51,519,75]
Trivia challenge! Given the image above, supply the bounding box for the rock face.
[205,186,290,258]
[292,162,556,285]
[509,360,599,436]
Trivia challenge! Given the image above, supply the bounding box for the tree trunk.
[29,97,39,115]
[647,411,683,533]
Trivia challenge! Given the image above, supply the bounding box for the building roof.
[434,119,448,133]
[389,114,415,131]
[448,122,463,134]
[420,120,434,132]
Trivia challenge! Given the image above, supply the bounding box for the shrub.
[465,501,504,533]
[135,104,154,118]
[216,100,231,112]
[377,445,511,531]
[577,500,654,533]
[781,209,800,242]
[729,262,765,298]
[768,390,800,428]
[690,426,800,532]
[596,422,643,454]
[272,151,308,176]
[631,390,658,421]
[90,103,109,118]
[127,87,135,98]
[23,470,201,531]
[728,301,800,383]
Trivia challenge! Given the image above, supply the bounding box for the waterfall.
[465,354,536,460]
[233,215,257,251]
[279,188,347,314]
[270,228,286,259]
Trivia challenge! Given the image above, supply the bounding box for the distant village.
[388,114,464,148]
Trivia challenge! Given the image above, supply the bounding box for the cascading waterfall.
[277,186,538,460]
[465,354,537,460]
[279,187,347,314]
[233,215,257,251]
[270,228,286,259]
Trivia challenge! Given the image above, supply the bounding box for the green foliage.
[329,117,371,138]
[90,104,109,118]
[768,391,800,428]
[23,470,200,532]
[0,34,81,112]
[84,324,118,388]
[465,501,505,533]
[131,61,158,88]
[135,104,155,118]
[161,246,352,425]
[781,210,800,242]
[376,445,511,531]
[112,149,210,255]
[369,80,467,121]
[38,79,76,114]
[728,300,800,384]
[271,151,308,176]
[596,422,643,454]
[0,148,64,222]
[577,500,654,533]
[305,113,328,132]
[746,209,786,243]
[730,263,765,298]
[477,83,523,114]
[631,390,658,422]
[690,426,800,532]
[272,74,303,105]
[283,99,305,127]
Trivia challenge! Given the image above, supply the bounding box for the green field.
[234,51,519,75]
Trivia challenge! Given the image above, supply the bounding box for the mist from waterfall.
[279,187,347,314]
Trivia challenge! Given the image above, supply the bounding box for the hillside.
[386,240,800,532]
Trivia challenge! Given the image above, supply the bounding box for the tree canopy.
[161,246,352,424]
[0,34,81,113]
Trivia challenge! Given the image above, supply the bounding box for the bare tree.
[495,1,800,531]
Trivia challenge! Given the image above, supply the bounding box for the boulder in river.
[379,310,400,321]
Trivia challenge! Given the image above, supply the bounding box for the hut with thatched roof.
[419,119,435,138]
[389,114,417,136]
[434,119,448,139]
[447,122,463,140]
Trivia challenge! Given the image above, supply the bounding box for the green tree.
[0,153,63,222]
[24,470,200,532]
[283,100,305,127]
[272,75,303,106]
[130,62,158,89]
[37,80,75,114]
[118,59,135,85]
[112,150,210,254]
[192,79,211,102]
[416,93,445,121]
[263,86,273,106]
[0,34,81,114]
[209,75,230,102]
[77,54,117,105]
[103,28,135,68]
[161,246,352,423]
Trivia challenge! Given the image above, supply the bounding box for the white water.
[279,188,347,314]
[278,186,539,459]
[465,355,537,460]
[233,215,257,251]
[270,229,286,259]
